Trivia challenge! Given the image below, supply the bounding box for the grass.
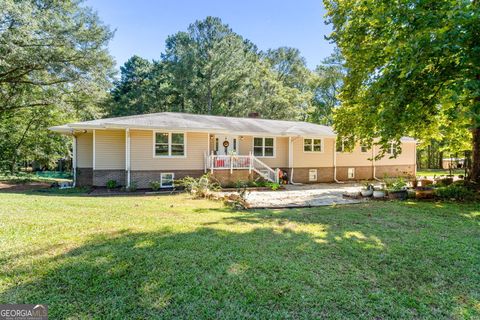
[416,168,466,177]
[0,193,479,319]
[0,171,72,183]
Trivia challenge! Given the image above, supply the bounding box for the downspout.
[372,143,382,181]
[289,136,301,185]
[72,133,77,187]
[125,128,131,188]
[414,141,417,177]
[333,137,344,183]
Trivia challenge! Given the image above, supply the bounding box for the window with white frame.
[155,132,185,157]
[160,173,174,188]
[309,169,318,181]
[253,137,274,157]
[304,138,322,152]
[347,168,355,179]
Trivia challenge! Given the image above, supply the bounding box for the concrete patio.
[222,182,371,208]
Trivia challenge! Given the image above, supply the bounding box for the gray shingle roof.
[50,112,416,142]
[50,112,337,137]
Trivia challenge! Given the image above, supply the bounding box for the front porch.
[205,153,280,183]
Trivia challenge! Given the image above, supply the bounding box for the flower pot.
[387,190,407,200]
[373,190,385,198]
[361,189,373,197]
[415,187,434,199]
[439,178,453,186]
[420,179,433,187]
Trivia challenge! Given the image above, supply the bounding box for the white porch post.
[210,151,214,174]
[125,128,131,188]
[249,151,253,174]
[72,134,77,187]
[92,129,96,171]
[230,155,233,174]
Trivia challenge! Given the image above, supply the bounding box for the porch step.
[206,154,279,183]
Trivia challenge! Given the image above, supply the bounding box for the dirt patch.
[0,181,51,192]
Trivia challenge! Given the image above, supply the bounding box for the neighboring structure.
[442,158,465,170]
[50,112,417,188]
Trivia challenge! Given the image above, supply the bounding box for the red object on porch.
[215,159,225,167]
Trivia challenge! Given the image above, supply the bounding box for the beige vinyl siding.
[376,142,416,165]
[94,130,125,170]
[336,141,416,167]
[292,137,335,168]
[76,132,93,168]
[238,136,288,168]
[336,143,373,167]
[130,130,208,170]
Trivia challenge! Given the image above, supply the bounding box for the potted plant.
[360,181,374,197]
[386,177,408,200]
[415,186,435,199]
[419,176,433,187]
[373,187,386,199]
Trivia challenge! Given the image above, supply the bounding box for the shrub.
[149,180,161,191]
[178,174,220,199]
[435,184,476,201]
[266,181,280,191]
[106,179,117,189]
[235,180,249,189]
[385,177,407,192]
[127,181,137,192]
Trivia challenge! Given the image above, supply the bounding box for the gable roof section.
[50,112,337,137]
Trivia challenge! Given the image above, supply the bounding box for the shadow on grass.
[1,219,478,318]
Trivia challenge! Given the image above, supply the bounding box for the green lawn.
[0,192,479,319]
[0,171,72,183]
[416,168,466,177]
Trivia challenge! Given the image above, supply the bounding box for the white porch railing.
[205,152,279,183]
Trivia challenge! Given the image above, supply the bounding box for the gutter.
[288,137,302,185]
[333,138,344,183]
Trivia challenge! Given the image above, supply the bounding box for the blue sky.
[85,0,335,70]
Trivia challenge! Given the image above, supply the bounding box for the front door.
[215,135,238,155]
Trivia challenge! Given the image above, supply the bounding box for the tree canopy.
[105,17,323,120]
[323,0,480,179]
[0,0,115,171]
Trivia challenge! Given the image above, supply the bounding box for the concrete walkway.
[223,183,369,208]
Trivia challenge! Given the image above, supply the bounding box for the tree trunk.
[470,127,480,183]
[471,72,480,183]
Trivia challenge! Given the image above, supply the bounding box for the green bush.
[435,185,476,201]
[266,181,280,191]
[127,181,137,192]
[235,180,249,189]
[106,179,117,189]
[385,177,407,192]
[149,181,161,191]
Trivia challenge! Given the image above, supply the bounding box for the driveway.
[225,183,370,208]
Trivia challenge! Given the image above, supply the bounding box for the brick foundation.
[93,170,126,187]
[211,170,263,187]
[375,165,415,178]
[290,167,334,183]
[336,166,374,181]
[131,170,204,189]
[290,165,414,183]
[76,167,93,186]
[85,164,415,188]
